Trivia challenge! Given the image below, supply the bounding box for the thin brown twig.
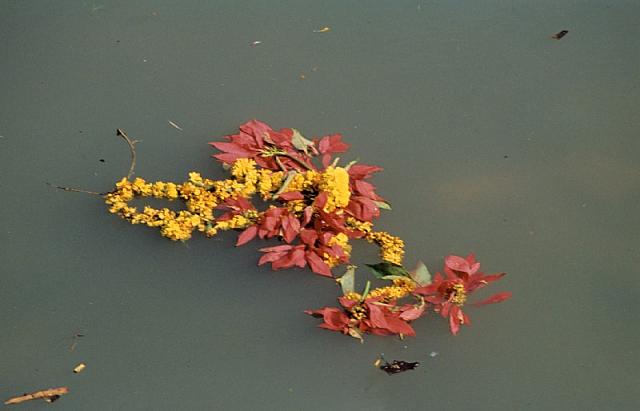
[49,183,104,196]
[53,128,138,196]
[4,387,69,405]
[116,128,137,179]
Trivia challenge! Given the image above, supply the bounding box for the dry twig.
[54,128,138,195]
[4,387,69,405]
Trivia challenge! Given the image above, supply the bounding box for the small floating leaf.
[373,200,392,210]
[337,265,356,294]
[290,129,314,155]
[410,261,432,286]
[366,262,409,279]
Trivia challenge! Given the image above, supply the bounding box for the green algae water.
[1,1,638,409]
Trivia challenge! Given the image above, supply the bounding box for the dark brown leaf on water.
[552,30,568,40]
[379,360,420,375]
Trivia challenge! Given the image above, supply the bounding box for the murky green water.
[1,1,639,409]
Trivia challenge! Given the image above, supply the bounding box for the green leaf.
[366,262,410,279]
[410,261,432,286]
[337,265,356,295]
[290,129,314,155]
[361,280,372,300]
[373,200,392,210]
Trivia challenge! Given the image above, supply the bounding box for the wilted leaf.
[379,360,419,375]
[348,327,364,342]
[410,261,432,286]
[290,129,314,155]
[337,265,356,294]
[373,200,392,210]
[366,262,409,279]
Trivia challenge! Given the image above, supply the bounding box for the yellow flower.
[366,231,405,265]
[319,166,350,213]
[231,158,257,181]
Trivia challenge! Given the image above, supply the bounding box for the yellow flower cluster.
[104,160,294,242]
[343,291,362,301]
[323,233,352,267]
[346,217,373,234]
[105,176,217,241]
[214,210,259,230]
[318,166,351,213]
[258,169,284,200]
[449,283,467,306]
[285,170,321,192]
[367,278,416,303]
[366,231,405,265]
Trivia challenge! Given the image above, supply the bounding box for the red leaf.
[282,214,301,243]
[480,272,507,283]
[210,141,253,156]
[302,206,314,226]
[367,304,389,329]
[348,164,383,180]
[305,251,332,277]
[299,228,318,246]
[318,134,349,154]
[473,291,512,306]
[236,225,257,246]
[213,153,244,163]
[258,251,286,265]
[278,191,304,201]
[239,119,273,146]
[259,244,294,253]
[384,317,416,336]
[317,307,350,330]
[449,306,462,335]
[354,180,378,199]
[321,153,332,168]
[314,192,328,210]
[399,305,426,321]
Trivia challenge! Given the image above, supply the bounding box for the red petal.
[318,134,349,154]
[353,180,378,199]
[302,206,314,226]
[210,141,254,156]
[282,214,301,243]
[213,153,244,164]
[399,306,426,321]
[384,317,416,336]
[299,228,318,246]
[474,291,512,306]
[259,244,294,253]
[448,306,461,335]
[348,164,383,180]
[322,307,350,330]
[480,272,507,283]
[236,225,257,246]
[258,251,286,265]
[305,251,332,277]
[278,191,304,201]
[314,192,328,210]
[321,153,332,168]
[367,304,389,329]
[445,255,471,273]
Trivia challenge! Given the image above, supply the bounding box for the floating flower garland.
[99,120,511,339]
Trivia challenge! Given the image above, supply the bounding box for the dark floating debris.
[552,30,568,40]
[374,356,419,375]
